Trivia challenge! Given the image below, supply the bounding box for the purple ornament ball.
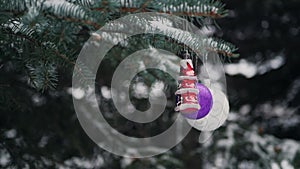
[182,83,213,119]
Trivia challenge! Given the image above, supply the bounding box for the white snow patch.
[0,149,11,166]
[271,162,280,169]
[69,87,85,99]
[239,104,251,115]
[5,129,17,139]
[281,160,294,169]
[225,55,285,78]
[225,59,257,78]
[121,157,134,168]
[133,82,149,98]
[63,155,103,168]
[101,86,111,99]
[150,81,165,97]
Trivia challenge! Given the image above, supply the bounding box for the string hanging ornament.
[175,49,230,132]
[175,51,213,120]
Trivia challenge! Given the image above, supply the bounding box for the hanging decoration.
[175,52,200,114]
[175,51,213,120]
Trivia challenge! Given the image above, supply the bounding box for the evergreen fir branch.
[0,0,40,12]
[0,0,238,92]
[46,13,101,29]
[26,61,58,91]
[1,0,100,29]
[1,18,35,38]
[42,0,90,20]
[1,19,76,63]
[92,0,228,18]
[1,20,90,91]
[154,0,227,18]
[73,59,97,88]
[1,20,74,90]
[203,37,239,57]
[66,0,95,7]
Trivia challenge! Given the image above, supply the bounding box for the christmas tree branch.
[4,29,92,90]
[91,7,223,18]
[47,13,101,29]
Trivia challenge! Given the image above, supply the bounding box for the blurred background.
[0,0,300,168]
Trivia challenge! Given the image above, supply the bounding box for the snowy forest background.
[1,0,300,169]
